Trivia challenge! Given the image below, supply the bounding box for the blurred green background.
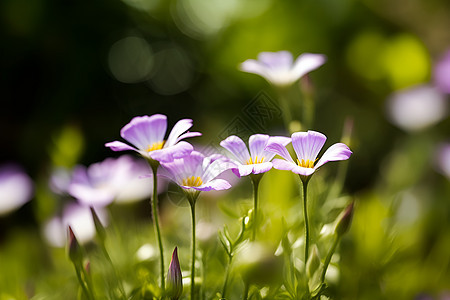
[1,0,450,299]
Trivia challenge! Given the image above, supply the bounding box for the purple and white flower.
[0,164,33,216]
[105,114,201,162]
[220,134,291,177]
[68,155,157,207]
[240,51,326,87]
[161,151,234,192]
[265,130,352,177]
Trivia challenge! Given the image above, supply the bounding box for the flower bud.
[67,226,83,264]
[90,207,106,243]
[166,247,183,300]
[335,202,354,237]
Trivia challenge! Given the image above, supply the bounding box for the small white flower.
[240,50,326,87]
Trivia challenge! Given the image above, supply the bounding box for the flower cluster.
[63,51,355,300]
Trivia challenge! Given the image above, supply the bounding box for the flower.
[434,50,450,94]
[239,51,326,86]
[160,151,234,192]
[265,130,352,177]
[220,134,291,177]
[0,164,33,216]
[105,114,201,162]
[68,155,157,207]
[386,84,448,132]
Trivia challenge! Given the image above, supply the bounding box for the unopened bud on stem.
[166,247,183,300]
[335,202,354,237]
[90,207,106,243]
[68,226,83,265]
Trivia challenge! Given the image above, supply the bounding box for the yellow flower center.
[182,176,203,187]
[245,156,265,165]
[297,158,316,168]
[146,141,165,152]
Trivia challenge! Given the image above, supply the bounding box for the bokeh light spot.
[380,34,430,89]
[108,36,154,84]
[147,44,194,95]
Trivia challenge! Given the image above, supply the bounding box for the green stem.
[190,202,197,300]
[302,180,310,263]
[320,235,340,284]
[251,177,260,241]
[74,265,94,300]
[150,163,165,293]
[221,256,233,298]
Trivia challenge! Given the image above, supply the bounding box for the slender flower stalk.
[265,130,352,265]
[250,174,261,241]
[149,160,166,293]
[220,134,290,240]
[189,195,198,300]
[302,178,311,261]
[160,151,234,299]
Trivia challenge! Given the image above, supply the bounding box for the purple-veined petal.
[252,162,273,174]
[235,164,254,177]
[150,141,194,163]
[220,135,251,163]
[272,159,298,171]
[265,143,294,163]
[192,179,232,191]
[263,136,291,161]
[120,115,167,150]
[258,51,293,70]
[176,131,202,143]
[292,131,326,161]
[249,134,270,159]
[105,141,137,152]
[272,159,315,176]
[293,166,316,176]
[315,143,352,169]
[202,159,236,183]
[291,53,326,80]
[166,119,194,147]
